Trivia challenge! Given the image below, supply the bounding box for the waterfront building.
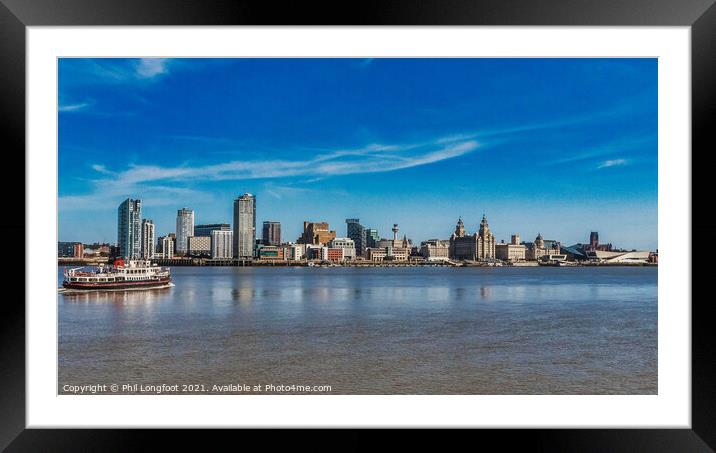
[328,237,356,260]
[159,235,174,259]
[346,218,367,256]
[188,236,211,257]
[211,230,233,259]
[285,243,305,261]
[366,224,412,261]
[258,245,285,260]
[175,208,194,254]
[58,242,74,257]
[194,223,230,237]
[495,243,526,262]
[365,228,380,248]
[58,241,84,258]
[375,224,412,249]
[375,236,414,249]
[525,233,561,261]
[420,239,450,260]
[326,248,345,262]
[560,244,588,261]
[366,246,409,262]
[494,233,527,262]
[448,215,496,261]
[540,254,569,263]
[233,193,256,259]
[262,221,281,246]
[298,221,336,245]
[117,198,142,259]
[585,250,650,263]
[304,244,326,260]
[141,219,155,259]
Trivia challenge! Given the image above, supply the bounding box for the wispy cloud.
[263,183,347,200]
[90,164,114,175]
[543,136,654,167]
[59,102,91,113]
[62,58,172,85]
[58,97,651,213]
[59,135,480,211]
[60,183,203,212]
[98,139,479,184]
[597,158,629,169]
[135,58,170,78]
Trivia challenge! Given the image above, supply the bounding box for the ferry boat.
[62,259,171,290]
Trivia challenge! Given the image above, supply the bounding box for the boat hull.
[62,278,171,291]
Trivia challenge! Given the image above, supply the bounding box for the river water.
[58,266,657,394]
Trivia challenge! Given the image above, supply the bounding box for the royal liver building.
[449,215,496,261]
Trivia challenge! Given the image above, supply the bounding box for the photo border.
[3,0,714,448]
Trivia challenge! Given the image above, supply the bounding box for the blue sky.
[58,58,657,250]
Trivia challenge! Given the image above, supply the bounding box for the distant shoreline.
[58,259,657,268]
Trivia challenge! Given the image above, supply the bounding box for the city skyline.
[59,58,658,249]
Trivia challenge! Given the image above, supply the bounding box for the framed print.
[2,0,714,448]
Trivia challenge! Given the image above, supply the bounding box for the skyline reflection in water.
[58,266,657,395]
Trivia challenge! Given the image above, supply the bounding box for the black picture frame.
[2,0,713,448]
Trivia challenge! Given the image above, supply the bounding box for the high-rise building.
[141,219,155,259]
[211,230,233,259]
[298,221,336,245]
[117,198,142,259]
[195,223,230,237]
[262,221,281,246]
[346,218,366,256]
[175,208,194,254]
[511,234,520,245]
[233,193,256,259]
[159,235,174,259]
[365,228,380,248]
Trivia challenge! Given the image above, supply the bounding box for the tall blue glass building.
[346,218,366,257]
[117,198,142,259]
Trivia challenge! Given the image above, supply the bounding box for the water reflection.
[58,266,658,395]
[61,287,170,305]
[231,287,255,304]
